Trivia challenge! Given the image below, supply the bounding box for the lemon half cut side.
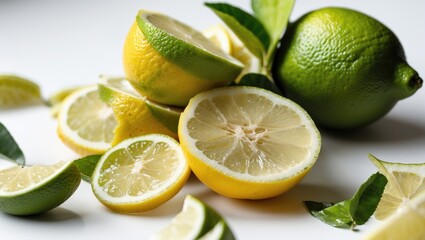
[178,86,321,199]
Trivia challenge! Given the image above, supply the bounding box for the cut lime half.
[0,161,81,215]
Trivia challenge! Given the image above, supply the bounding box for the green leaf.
[237,73,282,94]
[74,154,102,182]
[304,200,353,228]
[0,122,25,165]
[350,172,388,225]
[304,172,387,230]
[251,0,295,51]
[205,2,270,59]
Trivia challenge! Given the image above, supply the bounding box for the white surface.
[0,0,424,239]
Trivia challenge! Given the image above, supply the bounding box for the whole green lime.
[273,7,422,129]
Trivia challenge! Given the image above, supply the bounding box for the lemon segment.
[0,161,81,215]
[57,86,117,156]
[123,10,243,107]
[91,134,190,213]
[178,86,321,199]
[0,75,42,108]
[151,195,232,240]
[98,76,180,144]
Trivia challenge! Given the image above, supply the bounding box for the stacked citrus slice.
[57,86,117,156]
[98,76,181,145]
[123,10,243,107]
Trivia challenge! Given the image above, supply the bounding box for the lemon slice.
[202,25,259,78]
[0,75,43,108]
[178,86,321,199]
[151,195,234,240]
[199,220,235,240]
[202,24,232,55]
[91,134,190,213]
[0,161,81,215]
[57,86,117,156]
[98,76,181,145]
[123,10,243,107]
[364,155,425,239]
[47,86,84,118]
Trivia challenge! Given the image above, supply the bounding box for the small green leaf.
[74,154,101,182]
[304,172,387,230]
[205,2,270,59]
[350,172,388,225]
[0,122,25,165]
[305,200,353,228]
[251,0,295,51]
[236,73,282,94]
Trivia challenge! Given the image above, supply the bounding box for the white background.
[0,0,424,239]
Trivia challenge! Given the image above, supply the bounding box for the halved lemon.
[57,86,117,156]
[178,86,321,199]
[91,134,190,213]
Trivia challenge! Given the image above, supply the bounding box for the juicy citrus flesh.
[273,7,422,129]
[151,195,225,240]
[57,86,117,156]
[203,24,259,79]
[123,10,243,107]
[98,76,180,144]
[202,24,232,55]
[91,134,190,213]
[365,155,425,239]
[0,75,42,108]
[0,161,81,215]
[179,86,321,199]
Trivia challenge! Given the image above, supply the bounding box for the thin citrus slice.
[91,134,190,213]
[0,161,81,215]
[123,10,243,107]
[57,86,117,156]
[98,76,181,144]
[178,86,321,199]
[202,24,232,55]
[151,195,234,240]
[47,86,84,118]
[364,155,425,239]
[199,220,235,240]
[0,75,43,108]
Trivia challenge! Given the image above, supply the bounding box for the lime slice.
[151,195,234,240]
[178,86,321,199]
[199,220,235,240]
[123,10,243,107]
[0,161,81,215]
[57,86,117,156]
[0,75,42,108]
[364,155,425,239]
[91,134,190,213]
[98,76,181,144]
